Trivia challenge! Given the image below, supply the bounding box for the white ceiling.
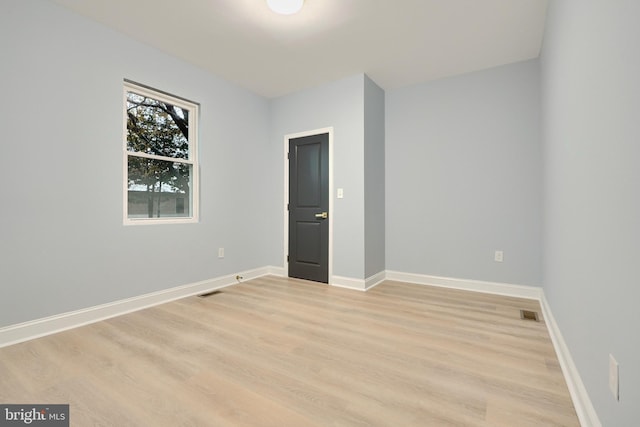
[51,0,548,98]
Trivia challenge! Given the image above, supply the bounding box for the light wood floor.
[0,276,579,426]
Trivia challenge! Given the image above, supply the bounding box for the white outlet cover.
[609,353,619,401]
[494,250,503,262]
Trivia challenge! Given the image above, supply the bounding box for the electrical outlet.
[609,354,619,401]
[218,248,224,258]
[337,188,344,199]
[494,250,503,262]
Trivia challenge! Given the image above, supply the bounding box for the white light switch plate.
[609,354,619,401]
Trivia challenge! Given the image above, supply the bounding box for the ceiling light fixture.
[266,0,304,15]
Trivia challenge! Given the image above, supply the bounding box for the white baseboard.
[331,275,366,291]
[0,266,274,348]
[266,265,286,277]
[365,271,386,290]
[329,271,387,291]
[331,271,387,291]
[385,270,543,300]
[539,294,602,427]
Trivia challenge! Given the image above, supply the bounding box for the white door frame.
[283,127,334,284]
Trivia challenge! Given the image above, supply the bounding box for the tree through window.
[123,82,199,224]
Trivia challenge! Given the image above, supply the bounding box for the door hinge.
[287,255,289,262]
[287,152,289,159]
[287,203,289,211]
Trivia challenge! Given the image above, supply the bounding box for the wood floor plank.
[0,277,579,426]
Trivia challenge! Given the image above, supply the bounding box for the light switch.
[609,354,619,401]
[337,188,344,199]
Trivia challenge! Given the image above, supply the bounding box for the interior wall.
[0,0,272,327]
[385,60,542,286]
[269,75,366,281]
[364,76,386,279]
[541,0,640,424]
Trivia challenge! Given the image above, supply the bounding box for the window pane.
[127,156,191,219]
[126,91,189,160]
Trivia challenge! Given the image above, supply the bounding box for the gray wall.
[385,60,542,286]
[541,0,640,424]
[269,75,366,280]
[364,76,386,278]
[0,0,272,327]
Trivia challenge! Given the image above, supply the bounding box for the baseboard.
[0,266,274,348]
[331,275,366,291]
[266,265,286,277]
[330,271,387,291]
[385,270,543,300]
[365,271,386,290]
[539,294,602,427]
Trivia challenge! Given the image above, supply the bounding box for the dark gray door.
[288,133,329,283]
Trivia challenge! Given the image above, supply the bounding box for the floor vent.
[520,309,539,322]
[198,290,222,298]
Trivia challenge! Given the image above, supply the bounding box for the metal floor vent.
[520,309,539,322]
[198,290,222,298]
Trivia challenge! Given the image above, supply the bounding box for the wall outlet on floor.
[218,248,224,258]
[609,353,619,401]
[494,250,503,262]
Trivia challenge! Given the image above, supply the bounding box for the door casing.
[284,127,333,284]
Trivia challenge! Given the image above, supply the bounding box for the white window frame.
[123,81,199,225]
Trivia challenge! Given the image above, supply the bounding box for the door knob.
[314,212,328,219]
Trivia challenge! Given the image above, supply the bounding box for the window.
[123,81,198,224]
